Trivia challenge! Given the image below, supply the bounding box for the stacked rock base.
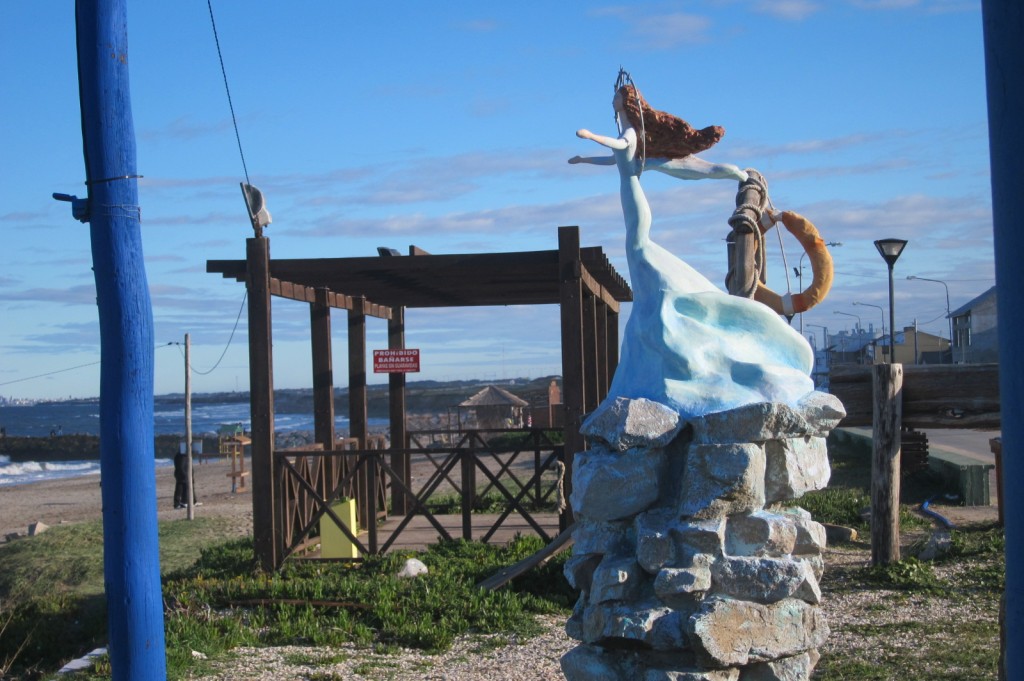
[561,393,845,681]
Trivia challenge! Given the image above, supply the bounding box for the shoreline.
[0,456,254,542]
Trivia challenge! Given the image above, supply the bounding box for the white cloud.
[753,0,822,21]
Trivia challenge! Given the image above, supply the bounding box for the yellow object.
[755,210,834,315]
[320,498,360,559]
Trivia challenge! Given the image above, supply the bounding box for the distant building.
[873,326,950,365]
[949,286,999,364]
[458,385,529,429]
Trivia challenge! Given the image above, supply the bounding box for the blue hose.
[920,498,956,530]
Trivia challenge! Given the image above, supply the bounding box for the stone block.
[679,443,765,520]
[711,557,807,604]
[582,397,685,451]
[564,553,603,590]
[764,437,830,503]
[583,601,676,647]
[725,511,797,557]
[572,447,667,521]
[655,556,713,599]
[676,518,728,559]
[688,403,809,445]
[562,644,635,681]
[796,391,846,436]
[787,515,827,556]
[687,597,829,668]
[573,518,635,556]
[636,510,680,574]
[590,556,645,604]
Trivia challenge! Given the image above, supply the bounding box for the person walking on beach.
[173,448,198,509]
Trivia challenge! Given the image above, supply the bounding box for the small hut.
[458,385,529,430]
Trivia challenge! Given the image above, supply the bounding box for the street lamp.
[853,301,885,337]
[906,275,953,363]
[796,241,843,334]
[833,310,861,332]
[874,238,908,363]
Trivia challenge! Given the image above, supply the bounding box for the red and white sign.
[373,348,421,373]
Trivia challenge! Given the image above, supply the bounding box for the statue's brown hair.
[618,84,724,160]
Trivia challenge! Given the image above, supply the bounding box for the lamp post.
[834,310,861,332]
[906,275,953,363]
[853,301,885,337]
[796,241,843,334]
[874,239,909,363]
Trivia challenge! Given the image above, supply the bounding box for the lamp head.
[874,238,908,266]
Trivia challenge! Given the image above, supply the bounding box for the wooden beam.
[246,237,278,571]
[831,363,1000,428]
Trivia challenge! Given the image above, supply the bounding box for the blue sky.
[1,0,993,400]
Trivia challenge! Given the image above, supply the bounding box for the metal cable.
[207,0,250,186]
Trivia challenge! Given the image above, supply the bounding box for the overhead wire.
[206,0,251,186]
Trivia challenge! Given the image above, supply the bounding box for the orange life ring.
[754,210,833,315]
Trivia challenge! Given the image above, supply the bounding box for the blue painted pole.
[980,2,1023,678]
[74,1,167,678]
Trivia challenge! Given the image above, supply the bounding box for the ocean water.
[0,398,383,486]
[0,399,383,438]
[0,454,173,487]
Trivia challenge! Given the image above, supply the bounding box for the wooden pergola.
[207,226,632,569]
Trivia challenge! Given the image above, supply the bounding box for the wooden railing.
[273,428,564,561]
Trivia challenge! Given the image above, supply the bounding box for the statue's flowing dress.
[607,127,815,418]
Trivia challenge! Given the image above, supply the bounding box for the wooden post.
[595,302,609,399]
[389,306,409,515]
[871,363,903,566]
[558,226,585,529]
[246,236,277,570]
[74,3,167,677]
[310,289,335,506]
[582,292,599,412]
[348,297,369,528]
[185,333,194,520]
[607,308,620,390]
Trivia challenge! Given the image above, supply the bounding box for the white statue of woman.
[570,82,814,418]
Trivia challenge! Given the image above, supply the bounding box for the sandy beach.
[0,457,255,541]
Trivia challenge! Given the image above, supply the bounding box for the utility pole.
[185,333,195,520]
[68,1,167,678]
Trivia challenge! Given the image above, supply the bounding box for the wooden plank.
[831,363,1000,428]
[477,525,575,591]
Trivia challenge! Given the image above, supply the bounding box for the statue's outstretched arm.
[569,155,616,165]
[576,128,628,151]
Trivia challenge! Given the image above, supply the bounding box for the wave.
[0,454,172,487]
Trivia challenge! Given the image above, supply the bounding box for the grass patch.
[0,523,574,680]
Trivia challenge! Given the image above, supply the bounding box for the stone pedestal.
[562,394,845,681]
